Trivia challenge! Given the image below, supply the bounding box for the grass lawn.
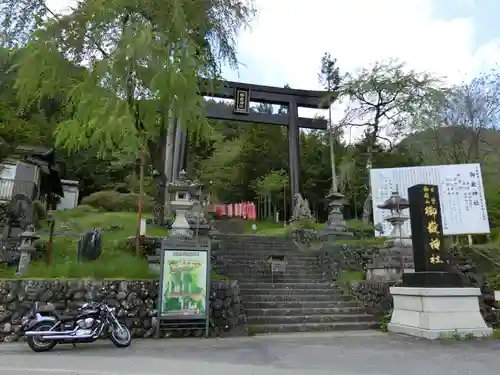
[0,205,169,280]
[0,206,381,280]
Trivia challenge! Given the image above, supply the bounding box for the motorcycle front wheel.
[110,323,131,348]
[26,322,58,353]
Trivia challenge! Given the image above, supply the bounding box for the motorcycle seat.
[52,311,77,322]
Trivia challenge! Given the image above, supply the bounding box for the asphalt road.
[1,331,500,375]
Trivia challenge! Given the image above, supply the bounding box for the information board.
[156,239,211,338]
[159,248,209,318]
[370,163,489,236]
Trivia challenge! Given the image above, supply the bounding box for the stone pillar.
[287,100,300,206]
[387,184,490,339]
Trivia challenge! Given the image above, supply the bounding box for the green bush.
[291,219,317,230]
[379,310,392,332]
[32,200,47,228]
[81,190,154,212]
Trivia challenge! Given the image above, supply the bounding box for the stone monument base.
[366,263,414,282]
[388,287,492,340]
[403,271,467,287]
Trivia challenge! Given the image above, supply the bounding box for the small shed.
[0,146,64,205]
[56,180,79,210]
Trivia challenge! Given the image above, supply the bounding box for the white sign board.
[370,163,489,236]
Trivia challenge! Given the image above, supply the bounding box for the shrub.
[81,190,154,212]
[32,200,47,228]
[292,218,317,230]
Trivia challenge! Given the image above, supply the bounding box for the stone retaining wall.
[349,281,395,318]
[0,279,247,343]
[319,244,380,281]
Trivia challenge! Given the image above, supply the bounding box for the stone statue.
[291,193,313,220]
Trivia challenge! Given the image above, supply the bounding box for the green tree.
[3,0,255,227]
[0,47,58,165]
[340,59,442,147]
[340,59,442,222]
[318,52,341,193]
[251,169,288,220]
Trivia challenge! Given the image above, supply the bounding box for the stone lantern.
[185,180,211,239]
[16,224,39,277]
[320,189,353,241]
[377,190,412,247]
[166,170,197,238]
[366,189,414,282]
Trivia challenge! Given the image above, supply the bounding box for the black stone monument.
[403,184,466,287]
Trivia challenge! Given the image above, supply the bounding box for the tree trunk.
[147,122,167,226]
[136,152,145,257]
[152,172,166,226]
[361,192,372,223]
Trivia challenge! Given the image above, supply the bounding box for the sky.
[223,0,500,88]
[47,0,500,123]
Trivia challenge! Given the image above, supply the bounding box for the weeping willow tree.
[1,0,255,231]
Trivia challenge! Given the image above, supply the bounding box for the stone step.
[242,293,354,302]
[238,282,340,289]
[222,238,294,243]
[222,247,298,253]
[218,236,293,242]
[226,271,325,278]
[245,307,365,317]
[239,288,344,296]
[221,241,296,247]
[248,321,378,334]
[244,300,361,309]
[221,237,294,242]
[214,256,320,264]
[218,263,322,270]
[223,264,322,272]
[214,253,319,260]
[227,276,326,283]
[247,314,374,325]
[225,269,324,275]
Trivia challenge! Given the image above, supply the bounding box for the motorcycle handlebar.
[79,302,114,312]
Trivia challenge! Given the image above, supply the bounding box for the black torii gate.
[166,80,329,207]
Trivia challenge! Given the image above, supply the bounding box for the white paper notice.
[370,163,490,236]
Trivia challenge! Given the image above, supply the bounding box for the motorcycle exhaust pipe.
[40,333,94,340]
[40,327,101,341]
[25,328,78,337]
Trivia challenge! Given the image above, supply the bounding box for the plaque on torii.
[233,88,250,114]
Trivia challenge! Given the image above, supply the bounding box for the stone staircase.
[213,234,377,334]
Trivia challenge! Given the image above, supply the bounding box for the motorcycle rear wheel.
[110,323,131,348]
[26,322,58,353]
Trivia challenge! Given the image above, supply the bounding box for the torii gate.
[165,80,329,206]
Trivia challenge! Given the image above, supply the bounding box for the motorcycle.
[22,301,132,352]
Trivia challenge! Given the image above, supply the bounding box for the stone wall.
[349,281,395,318]
[319,243,380,281]
[0,279,247,343]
